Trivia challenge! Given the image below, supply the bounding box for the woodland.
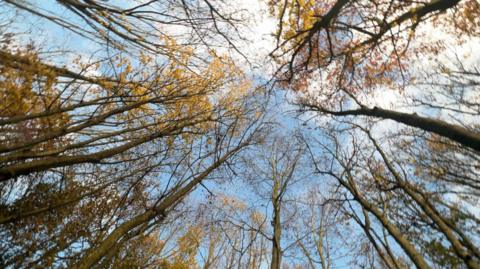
[0,0,479,268]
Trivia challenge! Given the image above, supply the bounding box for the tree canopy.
[0,0,479,268]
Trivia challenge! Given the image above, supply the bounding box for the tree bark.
[270,202,282,269]
[307,104,480,152]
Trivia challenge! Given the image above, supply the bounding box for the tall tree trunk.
[270,202,281,269]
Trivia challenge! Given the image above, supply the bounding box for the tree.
[292,187,345,269]
[266,1,480,267]
[0,1,267,267]
[2,0,480,268]
[303,116,480,268]
[268,0,480,151]
[242,134,306,269]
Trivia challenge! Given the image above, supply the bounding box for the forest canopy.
[0,0,479,268]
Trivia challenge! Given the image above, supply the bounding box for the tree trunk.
[270,203,281,269]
